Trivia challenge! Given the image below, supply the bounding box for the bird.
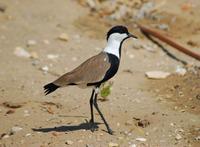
[44,25,137,134]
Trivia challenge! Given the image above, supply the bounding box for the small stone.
[175,66,187,76]
[156,24,169,31]
[195,136,200,141]
[0,3,7,12]
[24,110,30,117]
[27,40,37,46]
[65,140,73,145]
[78,139,83,143]
[117,122,120,127]
[86,0,96,10]
[25,133,31,137]
[30,52,39,59]
[10,126,23,134]
[72,57,77,61]
[43,39,50,44]
[145,71,171,79]
[135,137,147,142]
[130,144,137,147]
[47,54,59,60]
[2,134,9,139]
[14,47,31,58]
[41,66,49,72]
[175,134,182,140]
[58,33,69,42]
[128,54,135,59]
[108,142,119,147]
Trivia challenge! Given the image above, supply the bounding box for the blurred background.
[0,0,200,147]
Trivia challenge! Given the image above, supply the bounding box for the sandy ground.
[0,0,200,147]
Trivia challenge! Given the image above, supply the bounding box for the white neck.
[103,39,121,58]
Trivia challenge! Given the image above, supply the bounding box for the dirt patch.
[147,68,200,114]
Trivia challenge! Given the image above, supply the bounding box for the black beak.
[128,33,137,39]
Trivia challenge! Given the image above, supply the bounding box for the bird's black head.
[106,25,137,41]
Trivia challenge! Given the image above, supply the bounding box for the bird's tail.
[44,83,59,95]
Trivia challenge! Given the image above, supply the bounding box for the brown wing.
[53,52,111,87]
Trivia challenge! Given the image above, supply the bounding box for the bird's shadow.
[32,121,101,133]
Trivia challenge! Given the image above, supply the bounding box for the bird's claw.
[88,119,98,132]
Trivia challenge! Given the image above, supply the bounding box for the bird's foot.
[88,119,98,132]
[107,128,114,135]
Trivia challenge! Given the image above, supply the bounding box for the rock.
[195,136,200,141]
[41,66,49,72]
[14,47,31,58]
[135,137,147,142]
[43,39,50,44]
[24,110,30,117]
[137,119,150,128]
[30,52,39,59]
[27,40,37,46]
[175,66,187,76]
[72,57,77,61]
[175,134,182,140]
[2,101,23,109]
[2,134,9,139]
[128,54,135,59]
[108,142,119,147]
[58,33,69,42]
[86,0,96,10]
[47,54,59,60]
[156,24,169,31]
[130,144,137,147]
[145,71,171,79]
[0,3,6,12]
[25,133,31,137]
[10,126,23,134]
[6,109,15,114]
[65,140,73,145]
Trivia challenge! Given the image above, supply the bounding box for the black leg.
[89,89,98,132]
[89,89,95,123]
[93,88,113,135]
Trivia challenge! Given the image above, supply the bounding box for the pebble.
[65,140,73,145]
[175,66,187,76]
[145,71,171,79]
[2,134,9,139]
[86,0,96,10]
[108,142,119,147]
[58,33,69,42]
[130,144,137,147]
[41,66,49,72]
[72,57,78,61]
[156,24,169,31]
[0,3,6,12]
[135,137,147,142]
[43,39,50,44]
[175,134,182,140]
[24,110,30,117]
[30,52,39,59]
[128,54,135,59]
[14,47,31,58]
[47,54,59,60]
[25,133,31,137]
[10,126,23,134]
[195,136,200,141]
[27,40,37,46]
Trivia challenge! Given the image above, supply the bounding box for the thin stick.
[137,24,200,61]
